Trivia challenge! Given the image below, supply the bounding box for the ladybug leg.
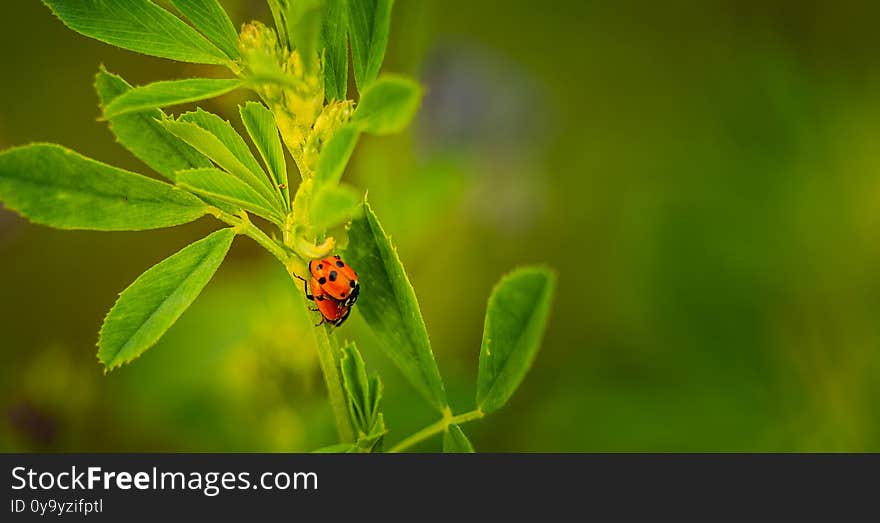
[293,274,314,301]
[334,307,352,327]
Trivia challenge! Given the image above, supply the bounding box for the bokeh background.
[2,0,880,451]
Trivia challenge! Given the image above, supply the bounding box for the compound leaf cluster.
[0,0,557,453]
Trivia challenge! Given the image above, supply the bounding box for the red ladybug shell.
[311,277,351,326]
[309,255,359,307]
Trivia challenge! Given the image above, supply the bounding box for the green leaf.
[95,67,212,182]
[312,443,357,453]
[266,0,289,49]
[179,110,274,196]
[320,0,348,101]
[102,78,243,120]
[311,183,360,230]
[314,125,360,189]
[98,228,235,370]
[0,143,207,230]
[176,168,284,225]
[42,0,228,65]
[162,112,281,209]
[355,413,386,453]
[340,342,386,453]
[287,0,323,74]
[340,342,381,433]
[347,0,394,91]
[344,201,447,412]
[341,343,371,432]
[239,102,289,209]
[476,267,556,414]
[170,0,240,60]
[443,424,475,453]
[352,75,422,135]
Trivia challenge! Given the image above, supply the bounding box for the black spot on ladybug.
[317,264,323,270]
[350,280,356,288]
[329,271,338,282]
[336,260,344,268]
[316,295,324,301]
[341,292,346,298]
[318,277,327,285]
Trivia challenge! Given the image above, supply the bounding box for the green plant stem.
[311,322,355,443]
[213,208,354,443]
[289,146,310,180]
[214,209,289,263]
[388,408,484,453]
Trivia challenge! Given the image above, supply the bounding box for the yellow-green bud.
[239,21,285,102]
[239,21,280,60]
[280,51,324,131]
[303,101,354,171]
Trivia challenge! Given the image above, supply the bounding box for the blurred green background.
[2,0,880,452]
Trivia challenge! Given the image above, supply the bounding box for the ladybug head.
[342,280,359,307]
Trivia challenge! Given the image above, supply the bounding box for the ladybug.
[295,255,359,327]
[309,255,359,307]
[309,280,351,327]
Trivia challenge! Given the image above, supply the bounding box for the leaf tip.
[95,342,118,374]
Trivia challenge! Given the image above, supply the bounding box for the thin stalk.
[311,321,355,443]
[289,146,310,180]
[213,208,353,442]
[214,209,289,262]
[388,409,484,453]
